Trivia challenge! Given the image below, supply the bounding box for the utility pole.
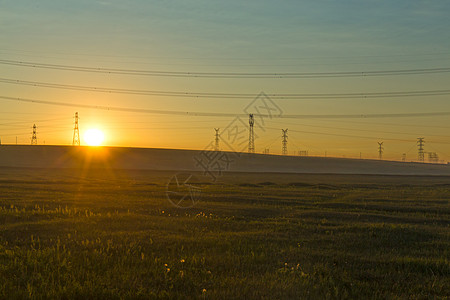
[31,124,37,145]
[282,129,288,155]
[417,138,425,162]
[73,112,80,146]
[378,142,384,160]
[248,114,255,153]
[402,153,406,162]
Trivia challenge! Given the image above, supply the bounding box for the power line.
[2,48,450,61]
[319,118,450,130]
[427,144,450,160]
[2,95,450,120]
[270,120,450,139]
[2,51,450,68]
[1,128,72,138]
[0,117,71,127]
[288,132,324,153]
[2,59,450,78]
[265,127,450,145]
[261,134,282,153]
[2,77,450,100]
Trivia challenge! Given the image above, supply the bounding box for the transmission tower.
[31,124,37,145]
[417,138,425,162]
[427,152,438,163]
[214,128,220,151]
[248,114,255,153]
[73,112,80,146]
[378,142,384,160]
[282,129,288,155]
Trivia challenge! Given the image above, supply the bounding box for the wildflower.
[166,268,170,272]
[202,289,206,293]
[180,259,185,263]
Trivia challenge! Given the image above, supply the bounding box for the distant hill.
[0,145,449,175]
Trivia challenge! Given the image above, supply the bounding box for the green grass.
[0,168,449,299]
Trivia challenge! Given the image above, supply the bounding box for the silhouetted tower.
[402,153,406,162]
[298,150,308,156]
[427,152,438,163]
[282,129,288,155]
[378,142,384,160]
[214,128,220,151]
[417,138,425,162]
[248,114,255,153]
[31,124,37,145]
[73,112,80,146]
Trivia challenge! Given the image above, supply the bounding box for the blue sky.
[1,0,449,160]
[3,0,449,62]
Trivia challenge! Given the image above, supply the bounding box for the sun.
[84,128,104,146]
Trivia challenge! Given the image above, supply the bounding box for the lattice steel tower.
[73,112,80,146]
[417,137,425,162]
[282,129,288,155]
[31,124,37,145]
[248,114,255,153]
[378,142,384,160]
[214,128,220,151]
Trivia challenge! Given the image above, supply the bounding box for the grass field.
[0,167,449,299]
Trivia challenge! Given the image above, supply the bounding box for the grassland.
[0,167,449,299]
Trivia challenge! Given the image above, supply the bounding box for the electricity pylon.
[73,112,80,146]
[378,142,384,160]
[248,114,255,153]
[214,128,220,151]
[282,129,288,155]
[417,138,425,162]
[31,124,37,145]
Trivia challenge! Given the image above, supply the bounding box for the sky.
[1,0,449,161]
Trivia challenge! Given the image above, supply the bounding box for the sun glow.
[84,129,104,146]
